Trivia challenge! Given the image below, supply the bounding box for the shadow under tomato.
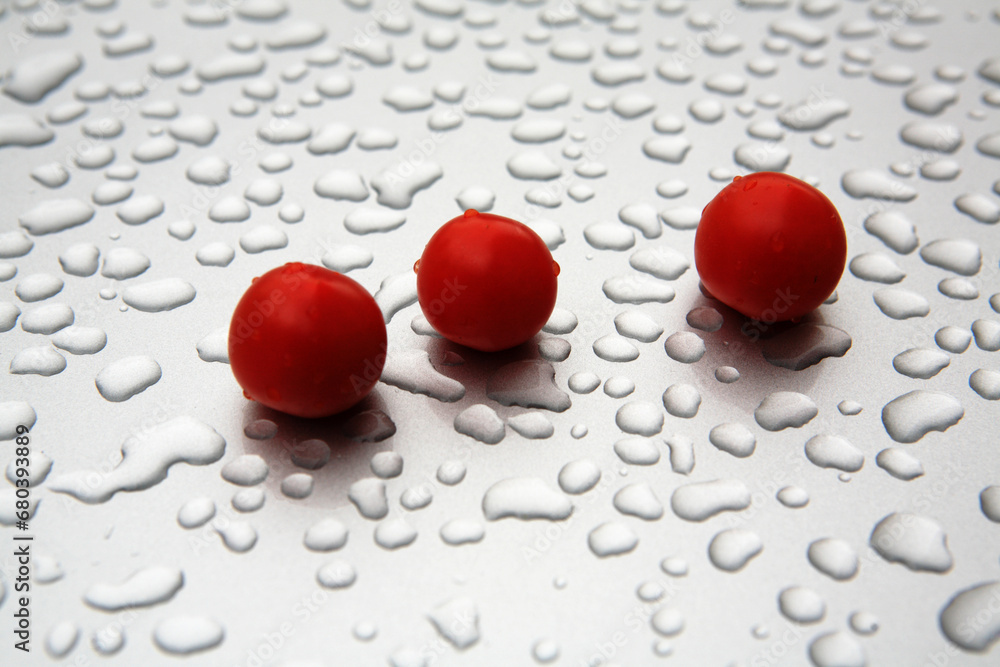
[236,390,397,511]
[691,284,851,407]
[414,331,565,427]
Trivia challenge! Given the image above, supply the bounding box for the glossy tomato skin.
[228,263,387,418]
[416,210,559,351]
[694,172,847,321]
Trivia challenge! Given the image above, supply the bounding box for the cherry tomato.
[694,172,847,322]
[228,263,386,418]
[415,210,559,351]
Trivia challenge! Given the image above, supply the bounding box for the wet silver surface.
[2,0,1000,665]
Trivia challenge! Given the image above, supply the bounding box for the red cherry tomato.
[694,172,847,322]
[228,263,387,418]
[415,210,559,351]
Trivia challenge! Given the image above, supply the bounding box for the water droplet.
[19,303,73,334]
[370,161,443,209]
[374,517,418,549]
[920,238,982,275]
[592,333,639,362]
[881,390,963,443]
[753,391,818,432]
[18,198,95,236]
[849,252,906,284]
[892,348,950,379]
[872,287,930,320]
[437,460,467,485]
[808,631,866,667]
[532,638,560,663]
[557,459,601,494]
[95,356,161,402]
[807,537,858,580]
[705,422,754,457]
[49,417,223,504]
[849,610,879,635]
[773,485,808,509]
[642,136,692,163]
[709,528,763,572]
[440,519,485,545]
[239,225,288,254]
[51,325,107,356]
[863,210,918,254]
[348,478,388,519]
[483,477,572,521]
[232,487,265,513]
[647,606,684,637]
[454,404,505,444]
[689,98,726,124]
[805,434,864,472]
[289,439,330,470]
[280,473,314,499]
[177,498,215,529]
[607,436,659,467]
[904,83,958,115]
[428,597,480,648]
[508,413,555,439]
[14,272,63,302]
[761,324,852,370]
[613,482,663,520]
[84,566,183,611]
[972,319,1000,352]
[938,276,979,300]
[4,50,82,103]
[842,169,917,201]
[99,247,150,280]
[672,479,750,521]
[870,512,952,572]
[0,113,53,151]
[615,401,663,436]
[611,92,655,119]
[304,518,348,551]
[970,369,1000,401]
[9,345,65,376]
[455,185,495,211]
[874,448,924,481]
[121,278,195,312]
[629,246,690,280]
[711,366,739,385]
[45,621,80,658]
[485,360,571,413]
[939,581,1000,651]
[588,521,638,557]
